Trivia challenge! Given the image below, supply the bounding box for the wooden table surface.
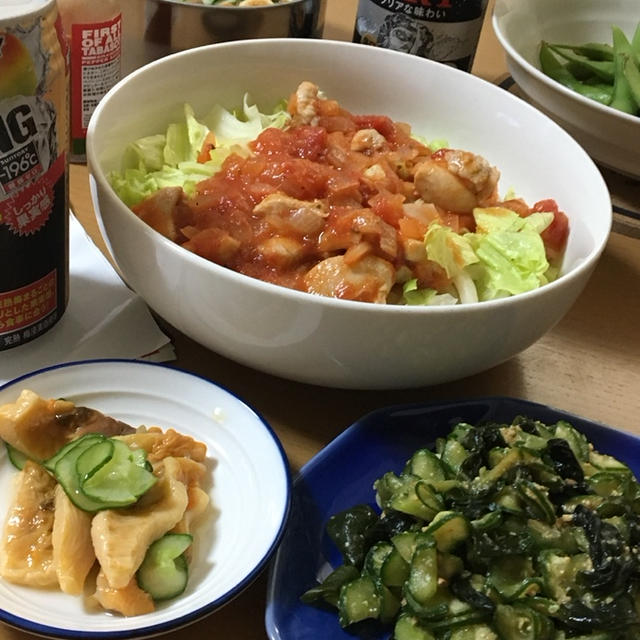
[11,0,639,638]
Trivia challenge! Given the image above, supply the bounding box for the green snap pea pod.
[548,42,614,61]
[548,44,615,82]
[610,26,638,115]
[539,42,613,105]
[632,22,640,64]
[623,54,640,111]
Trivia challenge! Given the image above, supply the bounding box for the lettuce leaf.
[421,206,555,305]
[402,279,458,306]
[469,207,553,300]
[109,96,290,207]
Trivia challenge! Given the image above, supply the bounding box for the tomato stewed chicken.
[132,82,569,304]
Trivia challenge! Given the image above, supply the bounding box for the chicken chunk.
[52,486,95,594]
[0,389,133,461]
[91,458,189,589]
[133,186,186,242]
[414,149,499,213]
[304,254,395,303]
[52,485,96,595]
[165,457,210,561]
[257,236,305,267]
[92,570,155,617]
[253,192,328,236]
[291,81,320,126]
[0,461,57,587]
[351,128,387,153]
[117,426,207,464]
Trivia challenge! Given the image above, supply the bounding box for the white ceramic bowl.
[87,39,612,390]
[0,360,290,638]
[493,0,640,179]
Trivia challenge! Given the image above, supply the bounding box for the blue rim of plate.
[0,358,292,640]
[265,396,639,640]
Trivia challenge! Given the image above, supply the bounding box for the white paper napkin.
[0,214,174,385]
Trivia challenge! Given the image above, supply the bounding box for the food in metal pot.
[179,0,294,6]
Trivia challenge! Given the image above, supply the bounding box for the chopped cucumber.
[394,613,436,640]
[43,433,105,473]
[380,547,410,587]
[406,539,438,604]
[493,603,554,640]
[5,442,29,470]
[137,533,192,601]
[54,436,114,511]
[76,439,114,481]
[424,511,470,552]
[376,579,401,624]
[302,415,640,637]
[364,542,394,578]
[404,448,446,483]
[338,575,381,627]
[48,433,156,512]
[81,439,156,506]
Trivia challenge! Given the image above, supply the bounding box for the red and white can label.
[0,270,58,346]
[69,14,121,155]
[0,1,69,350]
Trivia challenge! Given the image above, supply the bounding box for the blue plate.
[265,396,640,640]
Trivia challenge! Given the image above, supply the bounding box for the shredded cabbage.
[108,97,291,207]
[405,206,556,306]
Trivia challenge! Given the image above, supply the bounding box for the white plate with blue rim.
[0,359,290,639]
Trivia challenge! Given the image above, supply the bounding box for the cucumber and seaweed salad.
[301,416,640,639]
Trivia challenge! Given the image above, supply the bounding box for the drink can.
[0,0,69,351]
[354,0,488,71]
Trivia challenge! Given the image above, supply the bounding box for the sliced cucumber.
[137,533,193,601]
[43,433,105,473]
[76,439,114,481]
[81,439,156,506]
[130,447,151,470]
[404,449,446,483]
[380,547,410,587]
[440,439,469,476]
[394,613,436,640]
[49,433,156,512]
[493,603,554,640]
[387,475,440,521]
[337,575,381,627]
[5,442,29,470]
[54,436,114,511]
[406,539,438,604]
[424,511,470,553]
[554,420,589,462]
[363,542,394,579]
[450,625,499,640]
[376,579,401,624]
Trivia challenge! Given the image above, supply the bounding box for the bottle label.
[0,2,69,350]
[354,0,488,70]
[70,13,121,158]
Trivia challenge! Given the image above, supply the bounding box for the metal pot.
[128,0,326,68]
